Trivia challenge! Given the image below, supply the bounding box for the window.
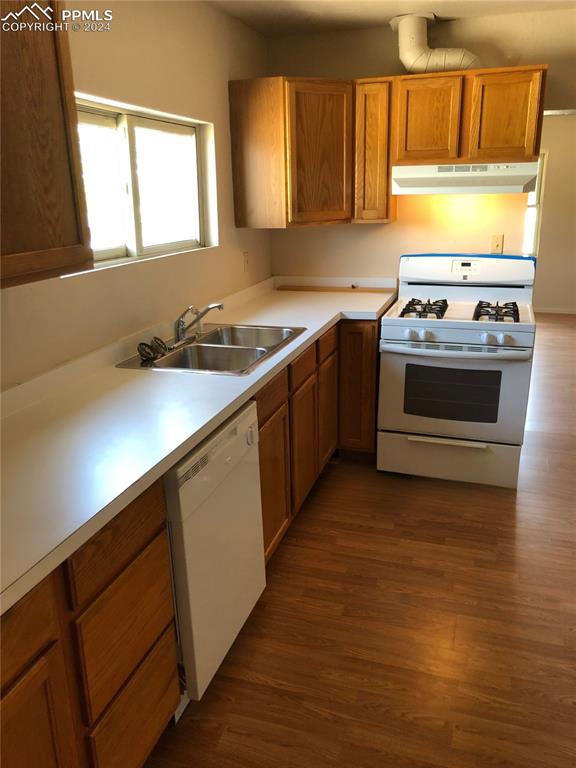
[522,153,546,257]
[77,102,211,263]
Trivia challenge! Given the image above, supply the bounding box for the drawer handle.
[407,436,488,450]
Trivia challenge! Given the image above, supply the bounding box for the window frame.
[76,96,215,266]
[76,109,128,262]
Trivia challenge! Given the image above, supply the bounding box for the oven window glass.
[404,364,502,423]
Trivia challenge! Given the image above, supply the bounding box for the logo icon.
[1,3,53,22]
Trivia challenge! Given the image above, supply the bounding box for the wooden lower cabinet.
[1,643,80,768]
[0,482,179,768]
[88,626,179,768]
[74,531,174,724]
[258,402,292,561]
[339,320,379,453]
[290,371,319,513]
[318,351,339,470]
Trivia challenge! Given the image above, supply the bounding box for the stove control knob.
[480,332,496,345]
[403,328,418,340]
[497,333,512,346]
[418,329,434,342]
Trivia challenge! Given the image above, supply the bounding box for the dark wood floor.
[147,314,576,768]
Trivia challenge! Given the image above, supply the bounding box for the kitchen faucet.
[174,302,224,342]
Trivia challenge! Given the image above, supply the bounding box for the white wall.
[533,114,576,313]
[1,1,271,389]
[271,195,528,278]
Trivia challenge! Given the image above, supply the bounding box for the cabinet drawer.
[289,344,316,392]
[75,531,174,723]
[88,625,179,768]
[254,368,289,427]
[1,574,59,690]
[67,481,166,610]
[317,326,338,363]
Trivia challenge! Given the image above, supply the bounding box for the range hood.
[391,162,539,195]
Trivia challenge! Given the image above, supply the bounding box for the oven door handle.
[379,342,532,361]
[407,435,488,450]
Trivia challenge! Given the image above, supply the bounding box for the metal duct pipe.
[390,14,480,73]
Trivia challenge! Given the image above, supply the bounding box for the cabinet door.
[1,1,92,286]
[395,76,462,162]
[355,81,391,221]
[1,645,79,768]
[318,351,339,471]
[290,373,319,513]
[287,80,352,223]
[465,69,544,160]
[339,321,378,452]
[259,403,291,561]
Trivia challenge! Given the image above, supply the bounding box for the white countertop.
[1,285,395,613]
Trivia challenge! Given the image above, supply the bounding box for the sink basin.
[153,344,267,374]
[117,324,307,375]
[200,325,303,350]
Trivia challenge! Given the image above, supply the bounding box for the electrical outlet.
[491,234,504,254]
[242,251,249,273]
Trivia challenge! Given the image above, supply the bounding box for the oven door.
[377,341,533,444]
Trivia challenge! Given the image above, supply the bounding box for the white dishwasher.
[164,402,265,704]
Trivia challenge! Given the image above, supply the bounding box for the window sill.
[61,243,217,279]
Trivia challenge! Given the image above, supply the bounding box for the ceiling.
[212,0,576,36]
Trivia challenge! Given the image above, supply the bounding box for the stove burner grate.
[473,301,520,323]
[400,298,448,320]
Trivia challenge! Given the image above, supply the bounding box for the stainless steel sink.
[153,344,267,374]
[200,325,302,350]
[117,324,306,375]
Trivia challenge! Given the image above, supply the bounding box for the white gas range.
[377,254,536,488]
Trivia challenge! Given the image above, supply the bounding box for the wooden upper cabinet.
[287,80,352,224]
[393,65,546,165]
[463,68,544,160]
[1,1,93,286]
[229,77,352,228]
[229,77,287,229]
[354,80,392,221]
[394,75,462,162]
